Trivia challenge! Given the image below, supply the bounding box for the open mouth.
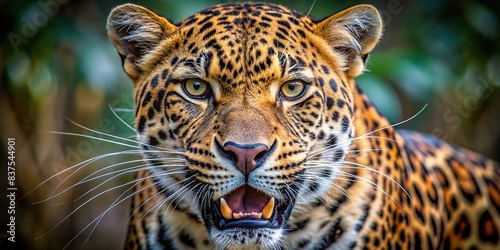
[209,185,294,230]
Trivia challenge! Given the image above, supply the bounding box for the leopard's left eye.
[280,80,306,99]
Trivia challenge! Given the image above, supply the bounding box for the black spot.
[151,75,159,88]
[275,31,286,40]
[277,20,290,28]
[454,213,471,238]
[265,11,280,18]
[443,236,450,250]
[170,56,179,66]
[341,116,349,132]
[259,21,270,28]
[289,218,310,232]
[427,182,439,206]
[329,195,346,215]
[137,116,146,133]
[413,184,423,205]
[273,39,285,48]
[149,136,159,146]
[202,29,216,40]
[318,77,325,87]
[199,22,213,33]
[346,241,357,250]
[171,114,180,122]
[415,209,425,223]
[297,29,306,38]
[297,239,310,248]
[142,92,152,107]
[309,182,320,192]
[268,47,275,55]
[333,149,344,161]
[314,218,342,249]
[337,99,345,108]
[329,79,338,92]
[157,217,176,249]
[185,27,194,38]
[320,168,332,178]
[321,65,330,74]
[485,179,500,215]
[399,230,406,242]
[414,232,422,250]
[147,107,155,119]
[479,210,499,243]
[185,17,198,26]
[179,230,196,248]
[158,131,167,140]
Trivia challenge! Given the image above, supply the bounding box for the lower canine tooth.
[220,198,233,219]
[262,197,275,219]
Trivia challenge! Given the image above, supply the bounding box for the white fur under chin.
[210,227,285,250]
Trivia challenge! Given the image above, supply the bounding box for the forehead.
[180,3,313,31]
[171,3,318,85]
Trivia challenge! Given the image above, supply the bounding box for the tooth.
[262,197,275,219]
[220,198,233,219]
[233,212,244,219]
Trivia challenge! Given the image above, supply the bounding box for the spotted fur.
[106,3,500,249]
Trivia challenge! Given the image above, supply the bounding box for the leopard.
[105,2,500,249]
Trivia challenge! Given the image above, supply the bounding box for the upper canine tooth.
[220,198,233,219]
[262,197,275,219]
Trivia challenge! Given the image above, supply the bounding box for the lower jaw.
[220,218,279,229]
[209,226,284,249]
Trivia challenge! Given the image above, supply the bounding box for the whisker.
[75,167,187,202]
[309,135,396,156]
[63,181,157,249]
[65,118,183,153]
[79,156,183,183]
[335,171,400,208]
[35,173,156,241]
[31,150,144,203]
[165,181,203,218]
[136,175,196,222]
[109,103,135,132]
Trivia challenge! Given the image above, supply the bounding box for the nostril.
[224,147,238,165]
[254,149,269,166]
[215,139,238,163]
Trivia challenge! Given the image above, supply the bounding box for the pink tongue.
[225,186,268,214]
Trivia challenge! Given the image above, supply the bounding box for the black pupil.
[193,81,201,90]
[288,82,296,91]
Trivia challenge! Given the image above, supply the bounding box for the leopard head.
[107,3,382,248]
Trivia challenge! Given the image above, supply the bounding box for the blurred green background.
[1,0,499,249]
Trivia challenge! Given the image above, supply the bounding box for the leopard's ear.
[107,4,177,80]
[316,5,382,78]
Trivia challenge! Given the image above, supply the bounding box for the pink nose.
[222,142,270,176]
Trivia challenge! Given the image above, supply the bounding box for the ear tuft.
[106,4,176,80]
[316,5,383,78]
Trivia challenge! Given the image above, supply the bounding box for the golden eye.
[280,80,306,99]
[183,79,210,98]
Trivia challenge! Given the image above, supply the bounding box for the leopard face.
[107,3,382,248]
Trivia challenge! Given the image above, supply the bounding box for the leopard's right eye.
[182,79,211,99]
